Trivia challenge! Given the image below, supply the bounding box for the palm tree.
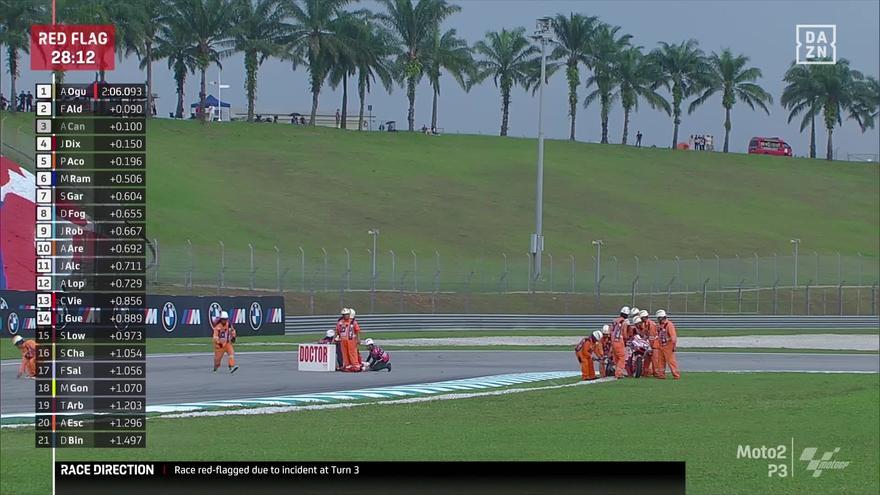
[153,20,198,118]
[688,49,773,153]
[0,0,42,112]
[810,59,867,160]
[228,0,290,122]
[424,27,473,130]
[377,0,460,131]
[123,0,167,118]
[848,76,878,132]
[284,0,354,126]
[613,47,670,145]
[472,27,539,137]
[168,0,235,122]
[328,11,372,129]
[351,18,396,130]
[550,13,598,141]
[650,39,709,148]
[584,23,631,144]
[57,0,130,82]
[781,63,821,158]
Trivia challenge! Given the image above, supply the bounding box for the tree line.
[2,0,878,159]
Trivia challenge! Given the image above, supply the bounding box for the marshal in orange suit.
[212,311,239,373]
[575,330,605,381]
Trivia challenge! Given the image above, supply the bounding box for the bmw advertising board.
[0,291,284,338]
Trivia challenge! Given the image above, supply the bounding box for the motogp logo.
[249,301,263,331]
[162,301,177,332]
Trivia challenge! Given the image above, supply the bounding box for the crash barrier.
[0,290,285,338]
[284,314,879,334]
[297,343,336,371]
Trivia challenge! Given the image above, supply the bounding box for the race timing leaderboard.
[33,81,147,449]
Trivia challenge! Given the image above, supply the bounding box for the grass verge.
[1,373,877,495]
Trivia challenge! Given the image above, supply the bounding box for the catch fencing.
[146,239,879,315]
[284,314,880,334]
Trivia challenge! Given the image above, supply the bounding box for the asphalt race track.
[2,351,878,415]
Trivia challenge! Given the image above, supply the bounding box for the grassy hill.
[2,110,877,293]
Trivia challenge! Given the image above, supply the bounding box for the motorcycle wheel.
[634,356,643,378]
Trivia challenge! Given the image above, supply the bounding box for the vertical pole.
[773,253,778,283]
[814,251,819,285]
[411,250,418,293]
[344,248,351,291]
[754,252,759,287]
[613,255,619,286]
[531,27,547,283]
[527,253,533,292]
[696,256,701,289]
[502,253,509,292]
[186,239,193,288]
[570,255,575,293]
[654,255,660,291]
[298,246,305,292]
[858,252,863,286]
[274,245,280,292]
[218,240,225,290]
[389,250,396,291]
[434,251,441,292]
[322,247,328,292]
[152,238,159,284]
[838,281,844,315]
[548,253,554,292]
[715,254,721,290]
[837,252,841,283]
[248,243,254,290]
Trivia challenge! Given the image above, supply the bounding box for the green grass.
[2,110,877,293]
[1,373,877,495]
[2,328,874,360]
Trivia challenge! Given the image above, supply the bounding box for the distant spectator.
[151,101,157,116]
[25,91,33,112]
[421,124,428,134]
[300,116,306,125]
[18,91,26,112]
[636,130,643,147]
[707,135,714,151]
[688,134,694,150]
[379,123,385,131]
[335,109,340,127]
[0,94,8,110]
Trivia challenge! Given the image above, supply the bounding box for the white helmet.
[631,316,642,325]
[639,310,649,318]
[325,329,335,338]
[592,330,603,340]
[12,335,24,345]
[630,307,640,316]
[219,311,229,320]
[656,309,667,318]
[341,308,351,316]
[364,338,374,346]
[349,308,356,318]
[602,324,610,335]
[620,306,630,315]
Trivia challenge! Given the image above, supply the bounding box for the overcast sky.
[5,0,880,155]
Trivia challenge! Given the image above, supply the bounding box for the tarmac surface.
[2,350,878,415]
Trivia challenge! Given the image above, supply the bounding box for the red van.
[748,137,793,156]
